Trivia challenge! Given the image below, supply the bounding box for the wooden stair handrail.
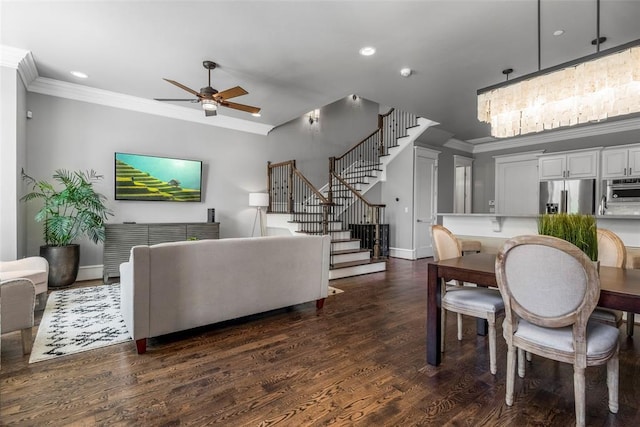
[379,108,395,119]
[293,168,330,205]
[331,171,385,209]
[268,159,296,169]
[334,128,381,162]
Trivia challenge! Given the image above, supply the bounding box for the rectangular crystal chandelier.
[477,40,640,138]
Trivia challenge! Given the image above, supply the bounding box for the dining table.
[426,252,640,366]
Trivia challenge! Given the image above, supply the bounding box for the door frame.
[413,146,439,259]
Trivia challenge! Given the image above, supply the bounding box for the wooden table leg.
[427,262,441,366]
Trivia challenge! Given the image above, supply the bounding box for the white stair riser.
[299,222,342,232]
[332,251,371,264]
[331,241,361,251]
[330,231,352,240]
[329,262,386,280]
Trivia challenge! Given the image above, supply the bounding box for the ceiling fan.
[155,60,260,117]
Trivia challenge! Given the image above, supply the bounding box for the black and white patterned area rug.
[29,284,131,363]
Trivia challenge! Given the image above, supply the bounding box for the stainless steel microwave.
[606,178,640,203]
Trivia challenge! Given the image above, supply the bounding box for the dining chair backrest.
[431,225,462,262]
[496,235,600,331]
[597,228,627,269]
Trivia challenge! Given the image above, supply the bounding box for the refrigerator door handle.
[560,190,567,213]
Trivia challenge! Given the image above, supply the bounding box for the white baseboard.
[76,264,103,282]
[389,248,416,260]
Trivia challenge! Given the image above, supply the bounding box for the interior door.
[414,147,438,259]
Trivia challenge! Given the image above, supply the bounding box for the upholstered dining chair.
[496,235,619,427]
[0,278,37,355]
[591,228,632,335]
[431,224,505,374]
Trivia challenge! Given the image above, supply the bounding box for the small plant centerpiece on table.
[537,213,598,262]
[21,169,113,287]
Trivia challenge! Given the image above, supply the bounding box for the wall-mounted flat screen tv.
[115,152,202,202]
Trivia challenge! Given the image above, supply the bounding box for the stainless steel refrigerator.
[539,179,596,214]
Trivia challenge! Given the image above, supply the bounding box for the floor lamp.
[249,193,269,237]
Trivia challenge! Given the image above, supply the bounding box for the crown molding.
[0,45,28,68]
[0,45,38,87]
[28,77,274,135]
[444,137,474,153]
[471,116,640,154]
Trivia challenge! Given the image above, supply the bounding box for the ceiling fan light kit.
[155,60,260,118]
[477,0,640,138]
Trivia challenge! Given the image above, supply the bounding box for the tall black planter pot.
[40,244,80,288]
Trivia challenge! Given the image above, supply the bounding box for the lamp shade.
[249,192,269,207]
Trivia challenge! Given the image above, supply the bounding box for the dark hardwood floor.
[2,257,640,426]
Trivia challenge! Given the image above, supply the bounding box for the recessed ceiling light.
[251,112,261,117]
[400,68,412,77]
[553,29,565,36]
[359,46,376,56]
[70,71,89,79]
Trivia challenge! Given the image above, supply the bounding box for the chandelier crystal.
[478,42,640,138]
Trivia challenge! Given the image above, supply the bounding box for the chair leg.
[457,313,463,341]
[607,353,619,414]
[505,344,516,406]
[488,318,497,375]
[517,347,525,378]
[21,328,33,355]
[626,312,634,336]
[574,366,586,427]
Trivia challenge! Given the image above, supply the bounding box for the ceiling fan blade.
[220,101,261,114]
[205,109,217,117]
[163,78,201,97]
[214,86,248,100]
[154,98,200,102]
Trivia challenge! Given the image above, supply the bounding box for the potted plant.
[21,169,113,287]
[537,213,598,262]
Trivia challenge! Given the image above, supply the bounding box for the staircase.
[267,109,435,279]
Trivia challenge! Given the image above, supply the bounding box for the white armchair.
[1,278,36,355]
[0,257,49,308]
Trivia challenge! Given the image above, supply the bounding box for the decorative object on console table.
[21,169,113,288]
[207,208,215,223]
[348,224,389,258]
[102,222,219,283]
[249,193,270,237]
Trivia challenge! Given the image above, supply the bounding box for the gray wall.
[21,92,379,267]
[266,96,379,188]
[381,143,414,249]
[472,128,640,212]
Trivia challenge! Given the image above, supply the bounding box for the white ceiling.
[2,0,640,141]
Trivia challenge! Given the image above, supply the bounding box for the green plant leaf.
[538,213,598,261]
[21,169,113,246]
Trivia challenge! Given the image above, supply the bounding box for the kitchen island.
[438,213,640,267]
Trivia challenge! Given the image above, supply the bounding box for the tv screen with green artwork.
[114,152,202,202]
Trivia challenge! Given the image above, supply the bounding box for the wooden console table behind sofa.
[103,222,219,283]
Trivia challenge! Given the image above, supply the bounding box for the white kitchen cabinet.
[495,151,541,215]
[602,145,640,178]
[538,149,599,180]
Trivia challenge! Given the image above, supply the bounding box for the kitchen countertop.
[437,213,640,220]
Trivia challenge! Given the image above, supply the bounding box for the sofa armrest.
[119,246,151,345]
[0,278,36,333]
[0,257,49,274]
